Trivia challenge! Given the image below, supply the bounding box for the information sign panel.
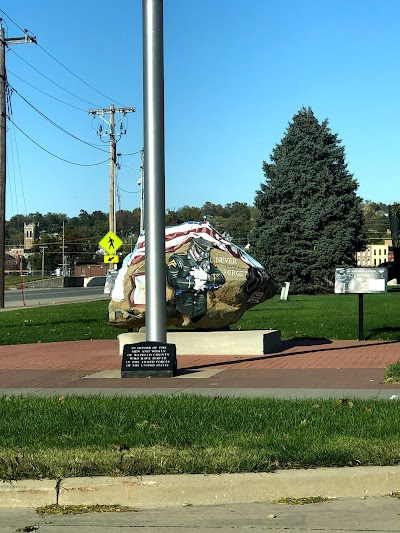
[335,267,388,294]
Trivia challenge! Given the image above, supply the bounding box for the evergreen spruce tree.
[251,107,366,294]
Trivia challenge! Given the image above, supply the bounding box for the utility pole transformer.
[89,105,135,234]
[0,26,36,308]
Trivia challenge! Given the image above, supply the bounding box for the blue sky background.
[2,0,400,220]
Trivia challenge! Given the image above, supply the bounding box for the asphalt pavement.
[4,286,106,307]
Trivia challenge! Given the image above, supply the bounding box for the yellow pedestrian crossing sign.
[104,254,119,264]
[99,231,123,255]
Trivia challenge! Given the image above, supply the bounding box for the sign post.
[335,267,388,341]
[358,293,364,341]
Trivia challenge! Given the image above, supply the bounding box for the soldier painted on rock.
[166,237,225,322]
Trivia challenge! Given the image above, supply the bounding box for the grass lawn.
[0,300,117,345]
[4,275,53,289]
[0,395,399,480]
[235,292,400,341]
[384,361,400,383]
[1,292,400,345]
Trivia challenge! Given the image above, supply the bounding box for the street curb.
[1,466,400,508]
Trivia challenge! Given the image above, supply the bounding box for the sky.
[2,0,400,221]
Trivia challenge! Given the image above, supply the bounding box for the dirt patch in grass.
[275,496,333,505]
[36,504,137,516]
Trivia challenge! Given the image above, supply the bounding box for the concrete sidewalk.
[0,337,399,398]
[2,496,400,532]
[2,467,400,508]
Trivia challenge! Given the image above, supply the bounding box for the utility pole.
[89,105,135,234]
[0,26,36,308]
[109,106,116,234]
[61,220,67,276]
[39,246,48,277]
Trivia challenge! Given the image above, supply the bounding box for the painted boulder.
[108,222,279,330]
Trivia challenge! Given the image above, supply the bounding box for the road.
[4,286,108,308]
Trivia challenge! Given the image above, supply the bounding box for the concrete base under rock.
[118,329,281,356]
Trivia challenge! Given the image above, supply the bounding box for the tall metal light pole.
[143,0,166,343]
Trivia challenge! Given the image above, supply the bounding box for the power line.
[116,184,140,194]
[9,62,140,155]
[5,86,18,215]
[8,116,27,216]
[0,9,25,34]
[10,83,109,153]
[9,48,103,108]
[37,43,127,108]
[119,149,142,156]
[9,117,110,166]
[7,69,88,112]
[0,7,125,106]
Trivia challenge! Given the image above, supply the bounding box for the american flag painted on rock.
[111,222,266,303]
[128,222,261,268]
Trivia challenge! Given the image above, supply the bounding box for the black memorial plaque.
[121,342,177,378]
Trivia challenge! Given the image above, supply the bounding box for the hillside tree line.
[6,203,258,273]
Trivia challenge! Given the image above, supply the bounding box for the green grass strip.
[0,395,399,480]
[2,293,400,345]
[0,300,116,344]
[385,361,400,383]
[234,292,400,341]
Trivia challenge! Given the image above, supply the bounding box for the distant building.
[24,223,39,250]
[356,240,393,267]
[5,253,18,272]
[7,247,25,258]
[74,262,111,277]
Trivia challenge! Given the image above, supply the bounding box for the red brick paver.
[0,339,399,391]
